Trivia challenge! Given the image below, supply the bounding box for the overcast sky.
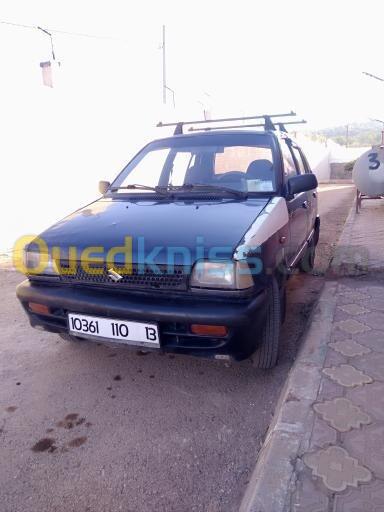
[1,0,384,249]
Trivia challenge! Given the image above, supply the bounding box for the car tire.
[252,277,281,369]
[299,237,316,273]
[280,285,287,324]
[59,333,84,342]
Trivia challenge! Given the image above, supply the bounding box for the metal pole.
[370,119,384,146]
[162,25,166,104]
[165,86,175,108]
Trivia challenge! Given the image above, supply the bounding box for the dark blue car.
[17,114,319,368]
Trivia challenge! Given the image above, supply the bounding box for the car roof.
[151,129,286,145]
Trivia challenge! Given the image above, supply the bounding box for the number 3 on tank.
[368,152,380,170]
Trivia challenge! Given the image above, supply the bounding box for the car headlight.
[190,260,253,290]
[23,250,59,276]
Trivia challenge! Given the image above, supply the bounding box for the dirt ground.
[0,184,356,512]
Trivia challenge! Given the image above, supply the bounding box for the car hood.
[38,197,270,265]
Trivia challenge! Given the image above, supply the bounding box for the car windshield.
[111,133,276,195]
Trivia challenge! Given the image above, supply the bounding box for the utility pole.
[160,25,175,107]
[162,25,166,104]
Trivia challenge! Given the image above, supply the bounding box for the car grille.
[57,261,189,290]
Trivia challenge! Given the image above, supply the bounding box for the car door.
[290,143,318,235]
[281,139,308,267]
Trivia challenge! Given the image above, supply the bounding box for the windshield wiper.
[111,183,247,199]
[110,184,170,196]
[169,183,248,199]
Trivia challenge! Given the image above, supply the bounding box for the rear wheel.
[252,277,281,369]
[299,236,316,273]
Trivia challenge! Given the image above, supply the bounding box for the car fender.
[233,197,289,261]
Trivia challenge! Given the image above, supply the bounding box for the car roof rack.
[156,111,306,135]
[187,119,307,133]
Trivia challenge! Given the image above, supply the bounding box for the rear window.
[214,146,273,174]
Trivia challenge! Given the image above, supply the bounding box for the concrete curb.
[240,199,361,512]
[328,200,361,278]
[239,281,338,512]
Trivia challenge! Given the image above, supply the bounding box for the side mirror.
[287,173,318,195]
[99,180,110,194]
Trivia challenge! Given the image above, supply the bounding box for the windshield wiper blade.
[170,183,248,198]
[110,184,170,195]
[112,183,247,198]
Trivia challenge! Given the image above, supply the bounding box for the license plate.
[68,313,160,348]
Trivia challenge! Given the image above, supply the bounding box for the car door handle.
[312,192,317,198]
[302,200,309,209]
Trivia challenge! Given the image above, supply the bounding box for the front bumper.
[16,280,268,360]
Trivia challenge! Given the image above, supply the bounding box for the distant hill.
[308,121,382,147]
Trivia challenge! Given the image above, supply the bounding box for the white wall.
[295,135,331,182]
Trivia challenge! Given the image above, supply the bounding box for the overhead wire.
[0,19,130,43]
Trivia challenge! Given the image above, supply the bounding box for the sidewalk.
[241,198,384,512]
[331,198,384,276]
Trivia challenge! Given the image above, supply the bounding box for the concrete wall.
[296,136,368,183]
[330,162,352,180]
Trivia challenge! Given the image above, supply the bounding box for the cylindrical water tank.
[353,146,384,195]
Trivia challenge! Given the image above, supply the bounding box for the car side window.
[282,141,297,180]
[290,146,306,174]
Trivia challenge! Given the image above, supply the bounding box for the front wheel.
[59,333,84,342]
[252,277,281,369]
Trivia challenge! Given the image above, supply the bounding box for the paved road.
[0,185,355,512]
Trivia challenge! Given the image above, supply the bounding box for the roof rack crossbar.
[277,120,307,132]
[188,122,265,132]
[188,119,307,133]
[157,111,301,134]
[157,111,295,128]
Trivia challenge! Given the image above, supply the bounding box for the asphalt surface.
[0,184,355,512]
